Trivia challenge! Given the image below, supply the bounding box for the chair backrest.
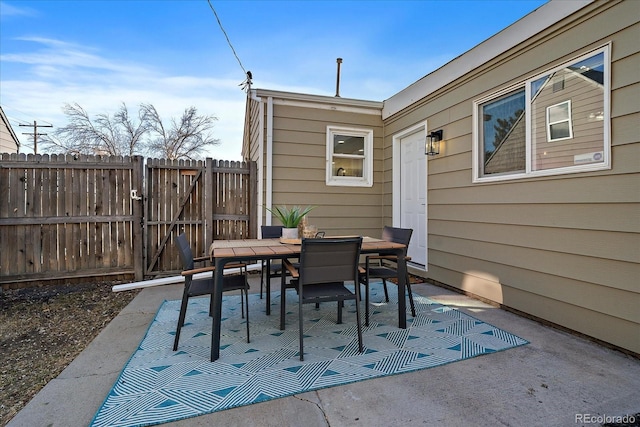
[298,237,362,285]
[382,226,413,247]
[261,225,283,239]
[176,233,195,270]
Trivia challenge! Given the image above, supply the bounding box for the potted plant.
[266,205,315,239]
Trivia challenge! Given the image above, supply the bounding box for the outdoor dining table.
[208,236,407,362]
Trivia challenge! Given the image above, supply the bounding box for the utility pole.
[20,121,53,154]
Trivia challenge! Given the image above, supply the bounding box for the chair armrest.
[366,255,397,261]
[193,256,246,270]
[181,266,216,276]
[283,259,299,278]
[366,255,411,262]
[225,262,248,269]
[358,266,366,275]
[365,255,394,269]
[364,254,411,271]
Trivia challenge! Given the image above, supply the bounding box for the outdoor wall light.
[425,130,443,156]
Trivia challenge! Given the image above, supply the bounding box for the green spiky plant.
[265,205,315,228]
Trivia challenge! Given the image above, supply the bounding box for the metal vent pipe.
[335,58,342,97]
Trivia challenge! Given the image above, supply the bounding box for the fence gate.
[143,159,257,278]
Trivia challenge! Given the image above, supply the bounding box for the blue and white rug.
[90,282,528,427]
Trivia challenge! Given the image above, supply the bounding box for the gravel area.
[0,282,139,425]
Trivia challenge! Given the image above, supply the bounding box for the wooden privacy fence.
[0,154,257,289]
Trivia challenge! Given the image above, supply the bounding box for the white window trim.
[326,125,373,187]
[472,44,611,184]
[546,100,573,142]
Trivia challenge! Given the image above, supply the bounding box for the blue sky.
[1,0,547,160]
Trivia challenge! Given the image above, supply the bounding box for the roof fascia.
[252,88,383,114]
[382,0,594,120]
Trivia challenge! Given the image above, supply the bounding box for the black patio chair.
[259,225,284,299]
[259,227,323,298]
[359,226,416,326]
[173,233,250,351]
[283,237,364,361]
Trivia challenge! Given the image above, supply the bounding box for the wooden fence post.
[205,158,214,248]
[132,156,144,281]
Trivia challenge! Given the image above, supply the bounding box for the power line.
[206,0,248,76]
[0,103,53,126]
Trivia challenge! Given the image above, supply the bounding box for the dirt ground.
[0,282,140,425]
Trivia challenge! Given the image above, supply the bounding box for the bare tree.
[40,103,219,159]
[114,104,149,156]
[493,109,524,148]
[141,104,219,160]
[40,103,148,156]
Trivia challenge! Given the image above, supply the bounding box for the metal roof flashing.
[381,0,594,120]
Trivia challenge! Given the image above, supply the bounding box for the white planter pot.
[282,227,299,239]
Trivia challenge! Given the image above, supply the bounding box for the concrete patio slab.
[7,277,639,427]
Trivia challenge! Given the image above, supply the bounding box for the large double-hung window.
[473,45,610,182]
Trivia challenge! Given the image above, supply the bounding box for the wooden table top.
[209,237,405,259]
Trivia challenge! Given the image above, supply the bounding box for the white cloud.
[0,1,37,18]
[1,37,245,159]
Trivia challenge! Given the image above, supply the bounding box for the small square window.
[326,126,373,187]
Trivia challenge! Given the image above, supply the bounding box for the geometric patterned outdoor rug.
[90,281,528,427]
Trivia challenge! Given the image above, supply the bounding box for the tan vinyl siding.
[427,262,639,351]
[384,0,640,354]
[244,97,265,228]
[0,108,19,153]
[252,94,384,237]
[0,132,18,153]
[246,97,262,162]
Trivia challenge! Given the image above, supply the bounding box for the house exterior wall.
[246,95,266,229]
[0,107,20,153]
[247,90,384,238]
[383,0,639,354]
[0,131,18,153]
[244,95,262,171]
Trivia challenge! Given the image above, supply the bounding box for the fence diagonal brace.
[146,170,203,275]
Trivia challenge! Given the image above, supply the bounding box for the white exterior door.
[399,130,427,267]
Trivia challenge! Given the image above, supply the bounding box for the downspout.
[381,119,386,228]
[266,96,274,225]
[252,90,264,234]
